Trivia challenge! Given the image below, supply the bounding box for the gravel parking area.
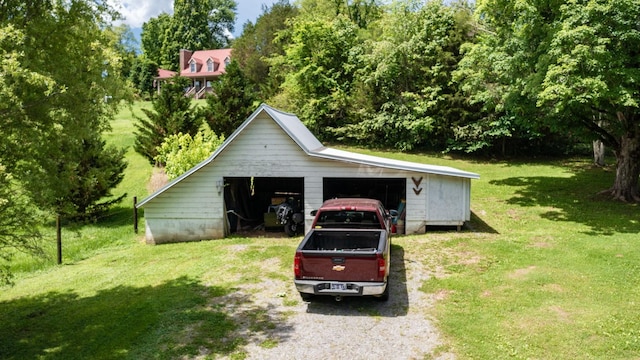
[215,243,455,360]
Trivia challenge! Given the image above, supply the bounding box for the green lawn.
[1,103,639,359]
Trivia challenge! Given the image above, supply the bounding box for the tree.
[201,60,257,137]
[129,56,159,99]
[459,0,640,200]
[1,0,130,277]
[134,76,203,164]
[345,1,476,150]
[1,0,130,218]
[141,13,172,67]
[0,165,44,286]
[538,0,640,201]
[105,24,138,80]
[274,16,360,139]
[232,0,299,100]
[161,0,236,70]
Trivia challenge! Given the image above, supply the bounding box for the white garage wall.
[141,108,476,243]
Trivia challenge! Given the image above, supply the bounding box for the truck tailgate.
[297,252,382,282]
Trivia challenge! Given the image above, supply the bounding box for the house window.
[224,57,231,66]
[207,59,213,72]
[190,61,196,73]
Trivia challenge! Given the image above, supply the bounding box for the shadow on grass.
[489,165,639,236]
[467,211,500,234]
[304,244,408,316]
[0,276,274,359]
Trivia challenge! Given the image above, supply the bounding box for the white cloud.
[109,0,174,28]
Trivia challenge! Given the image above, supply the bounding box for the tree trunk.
[607,134,640,202]
[593,139,605,166]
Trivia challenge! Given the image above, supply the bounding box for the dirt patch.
[508,266,537,279]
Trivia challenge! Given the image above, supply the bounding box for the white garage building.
[137,104,479,244]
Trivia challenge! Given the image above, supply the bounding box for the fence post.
[133,196,138,234]
[56,214,62,265]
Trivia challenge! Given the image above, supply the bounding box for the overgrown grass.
[2,106,639,359]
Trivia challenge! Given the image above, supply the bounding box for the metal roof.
[137,104,479,207]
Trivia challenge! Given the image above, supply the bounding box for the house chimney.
[179,49,193,73]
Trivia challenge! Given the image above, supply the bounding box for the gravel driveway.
[214,242,455,360]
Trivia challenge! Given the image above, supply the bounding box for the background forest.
[132,0,640,201]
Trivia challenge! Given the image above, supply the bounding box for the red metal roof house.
[155,48,232,99]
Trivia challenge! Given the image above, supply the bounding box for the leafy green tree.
[1,0,130,276]
[30,136,128,218]
[0,165,44,286]
[129,56,159,99]
[161,0,236,70]
[105,24,138,80]
[345,1,475,150]
[134,76,203,164]
[297,0,381,28]
[201,60,257,137]
[274,16,360,139]
[1,0,130,218]
[141,13,172,67]
[459,0,640,200]
[232,0,299,100]
[155,126,226,179]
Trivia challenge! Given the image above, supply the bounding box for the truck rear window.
[315,210,381,229]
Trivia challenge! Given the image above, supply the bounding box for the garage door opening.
[322,178,405,210]
[224,177,304,234]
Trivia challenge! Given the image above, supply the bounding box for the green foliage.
[344,1,475,150]
[141,12,172,67]
[0,165,44,286]
[104,24,138,80]
[232,0,299,100]
[275,15,360,139]
[159,0,236,70]
[201,60,258,137]
[1,0,130,219]
[134,76,203,164]
[457,0,640,199]
[129,56,159,99]
[155,126,226,179]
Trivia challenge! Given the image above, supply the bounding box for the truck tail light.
[294,252,302,278]
[377,255,386,280]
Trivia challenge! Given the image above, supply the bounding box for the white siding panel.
[426,175,466,225]
[405,174,427,234]
[141,111,475,242]
[144,216,224,244]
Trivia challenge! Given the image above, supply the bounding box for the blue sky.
[112,0,281,38]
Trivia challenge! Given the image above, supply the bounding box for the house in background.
[155,48,232,99]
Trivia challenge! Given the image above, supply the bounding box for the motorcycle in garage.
[276,197,304,236]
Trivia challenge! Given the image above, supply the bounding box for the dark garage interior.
[323,178,406,211]
[224,177,304,233]
[223,177,405,234]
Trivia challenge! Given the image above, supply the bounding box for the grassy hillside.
[1,103,639,359]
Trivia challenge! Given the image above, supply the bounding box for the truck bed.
[295,229,388,283]
[300,229,384,253]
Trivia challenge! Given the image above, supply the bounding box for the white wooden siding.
[142,112,474,242]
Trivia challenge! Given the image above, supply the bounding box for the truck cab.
[310,198,391,232]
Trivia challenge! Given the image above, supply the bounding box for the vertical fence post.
[56,214,62,265]
[133,196,138,234]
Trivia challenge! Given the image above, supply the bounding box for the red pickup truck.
[294,198,391,301]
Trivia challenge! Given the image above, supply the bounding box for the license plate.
[330,283,346,291]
